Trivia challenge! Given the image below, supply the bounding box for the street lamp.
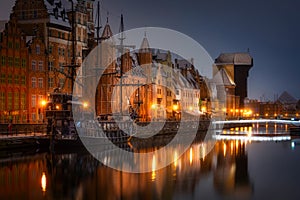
[83,102,88,108]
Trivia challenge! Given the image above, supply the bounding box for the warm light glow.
[151,154,156,181]
[55,105,60,110]
[223,143,227,156]
[83,102,88,108]
[201,144,206,160]
[247,132,252,138]
[189,148,193,165]
[41,172,47,192]
[201,107,207,113]
[189,106,193,111]
[151,104,157,110]
[173,104,178,111]
[174,151,178,167]
[40,100,47,107]
[235,109,239,113]
[265,113,269,117]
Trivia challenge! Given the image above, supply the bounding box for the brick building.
[0,19,28,123]
[0,0,95,123]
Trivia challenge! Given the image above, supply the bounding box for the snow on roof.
[49,14,71,28]
[176,59,192,69]
[156,52,167,61]
[44,0,72,29]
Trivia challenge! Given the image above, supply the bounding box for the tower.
[214,52,253,109]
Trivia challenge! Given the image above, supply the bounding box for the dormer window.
[61,9,65,21]
[54,7,58,19]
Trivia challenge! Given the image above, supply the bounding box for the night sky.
[1,0,299,100]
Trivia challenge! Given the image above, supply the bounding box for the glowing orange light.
[41,172,47,192]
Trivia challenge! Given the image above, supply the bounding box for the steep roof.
[215,52,253,65]
[101,20,113,40]
[139,36,150,53]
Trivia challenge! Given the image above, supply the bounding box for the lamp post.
[40,100,47,123]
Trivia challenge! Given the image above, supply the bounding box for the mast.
[95,1,102,115]
[71,0,76,93]
[95,1,102,45]
[119,14,125,114]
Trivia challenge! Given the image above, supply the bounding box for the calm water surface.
[1,126,300,200]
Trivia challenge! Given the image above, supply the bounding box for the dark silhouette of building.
[214,52,253,108]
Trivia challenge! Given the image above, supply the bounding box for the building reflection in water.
[0,139,253,199]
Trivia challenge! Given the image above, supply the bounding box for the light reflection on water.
[0,127,300,199]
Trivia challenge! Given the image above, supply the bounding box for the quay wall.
[0,123,47,135]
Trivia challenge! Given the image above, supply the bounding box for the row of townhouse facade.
[93,21,208,121]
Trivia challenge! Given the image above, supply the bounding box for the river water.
[1,125,300,200]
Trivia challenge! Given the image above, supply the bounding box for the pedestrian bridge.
[212,119,300,126]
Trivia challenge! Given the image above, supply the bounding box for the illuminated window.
[38,78,43,88]
[32,77,36,88]
[32,95,36,107]
[38,61,43,71]
[48,61,53,71]
[32,60,36,71]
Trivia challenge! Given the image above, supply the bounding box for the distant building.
[276,91,298,118]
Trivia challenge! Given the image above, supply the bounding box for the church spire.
[140,32,150,53]
[101,12,113,41]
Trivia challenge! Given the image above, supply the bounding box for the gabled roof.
[215,52,253,65]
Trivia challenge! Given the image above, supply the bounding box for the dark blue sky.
[1,0,299,100]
